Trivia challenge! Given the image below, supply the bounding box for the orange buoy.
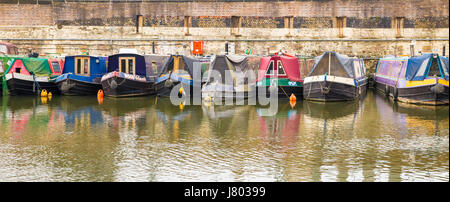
[289,93,296,101]
[289,100,296,108]
[97,97,103,105]
[97,89,104,99]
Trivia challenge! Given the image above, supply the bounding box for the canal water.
[0,91,448,182]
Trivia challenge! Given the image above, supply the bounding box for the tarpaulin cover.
[204,55,250,85]
[405,53,447,81]
[257,55,302,82]
[4,57,52,76]
[157,55,203,77]
[308,51,362,78]
[107,53,147,76]
[144,55,169,77]
[64,55,107,77]
[439,56,449,80]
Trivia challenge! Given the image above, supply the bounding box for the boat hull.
[57,78,102,96]
[375,81,449,105]
[256,85,303,99]
[303,80,367,102]
[101,76,155,98]
[5,73,59,96]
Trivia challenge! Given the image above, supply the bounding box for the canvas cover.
[144,55,169,77]
[405,54,448,81]
[376,57,408,80]
[439,56,449,80]
[107,53,147,76]
[64,55,107,77]
[308,51,361,78]
[257,55,302,82]
[4,57,52,76]
[0,56,13,73]
[205,55,250,85]
[157,55,204,78]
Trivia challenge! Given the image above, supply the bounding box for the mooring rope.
[32,74,42,93]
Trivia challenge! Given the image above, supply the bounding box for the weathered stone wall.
[0,0,449,72]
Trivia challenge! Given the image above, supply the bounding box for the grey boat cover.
[205,55,250,85]
[308,51,364,79]
[144,55,169,77]
[157,55,203,77]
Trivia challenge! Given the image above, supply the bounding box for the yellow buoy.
[179,87,184,95]
[40,89,48,97]
[41,96,48,104]
[179,102,184,110]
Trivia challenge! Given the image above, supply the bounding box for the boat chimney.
[225,41,229,55]
[410,40,416,57]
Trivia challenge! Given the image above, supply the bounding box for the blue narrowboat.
[101,53,156,97]
[56,55,107,95]
[374,53,449,105]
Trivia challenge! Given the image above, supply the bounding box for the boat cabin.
[258,54,302,82]
[0,42,19,55]
[63,55,107,77]
[107,53,147,76]
[4,57,57,76]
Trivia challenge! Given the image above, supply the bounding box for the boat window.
[52,61,61,73]
[128,59,134,74]
[277,60,286,75]
[120,59,126,73]
[266,60,274,75]
[353,60,361,78]
[76,59,81,74]
[440,58,448,76]
[428,58,441,77]
[75,57,90,76]
[0,45,7,54]
[152,62,158,74]
[16,68,21,73]
[415,58,429,77]
[118,57,136,75]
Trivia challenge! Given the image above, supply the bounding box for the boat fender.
[97,89,104,99]
[430,84,445,94]
[110,80,117,89]
[165,79,174,88]
[40,89,48,97]
[384,85,390,96]
[60,82,69,92]
[321,86,330,95]
[48,92,52,99]
[393,87,399,100]
[289,93,296,101]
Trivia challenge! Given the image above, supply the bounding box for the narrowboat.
[303,51,368,101]
[56,55,107,95]
[2,57,64,95]
[202,55,256,100]
[256,53,303,98]
[0,41,19,55]
[101,53,156,97]
[374,53,448,105]
[155,55,205,97]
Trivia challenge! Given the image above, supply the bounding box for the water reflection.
[0,91,448,182]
